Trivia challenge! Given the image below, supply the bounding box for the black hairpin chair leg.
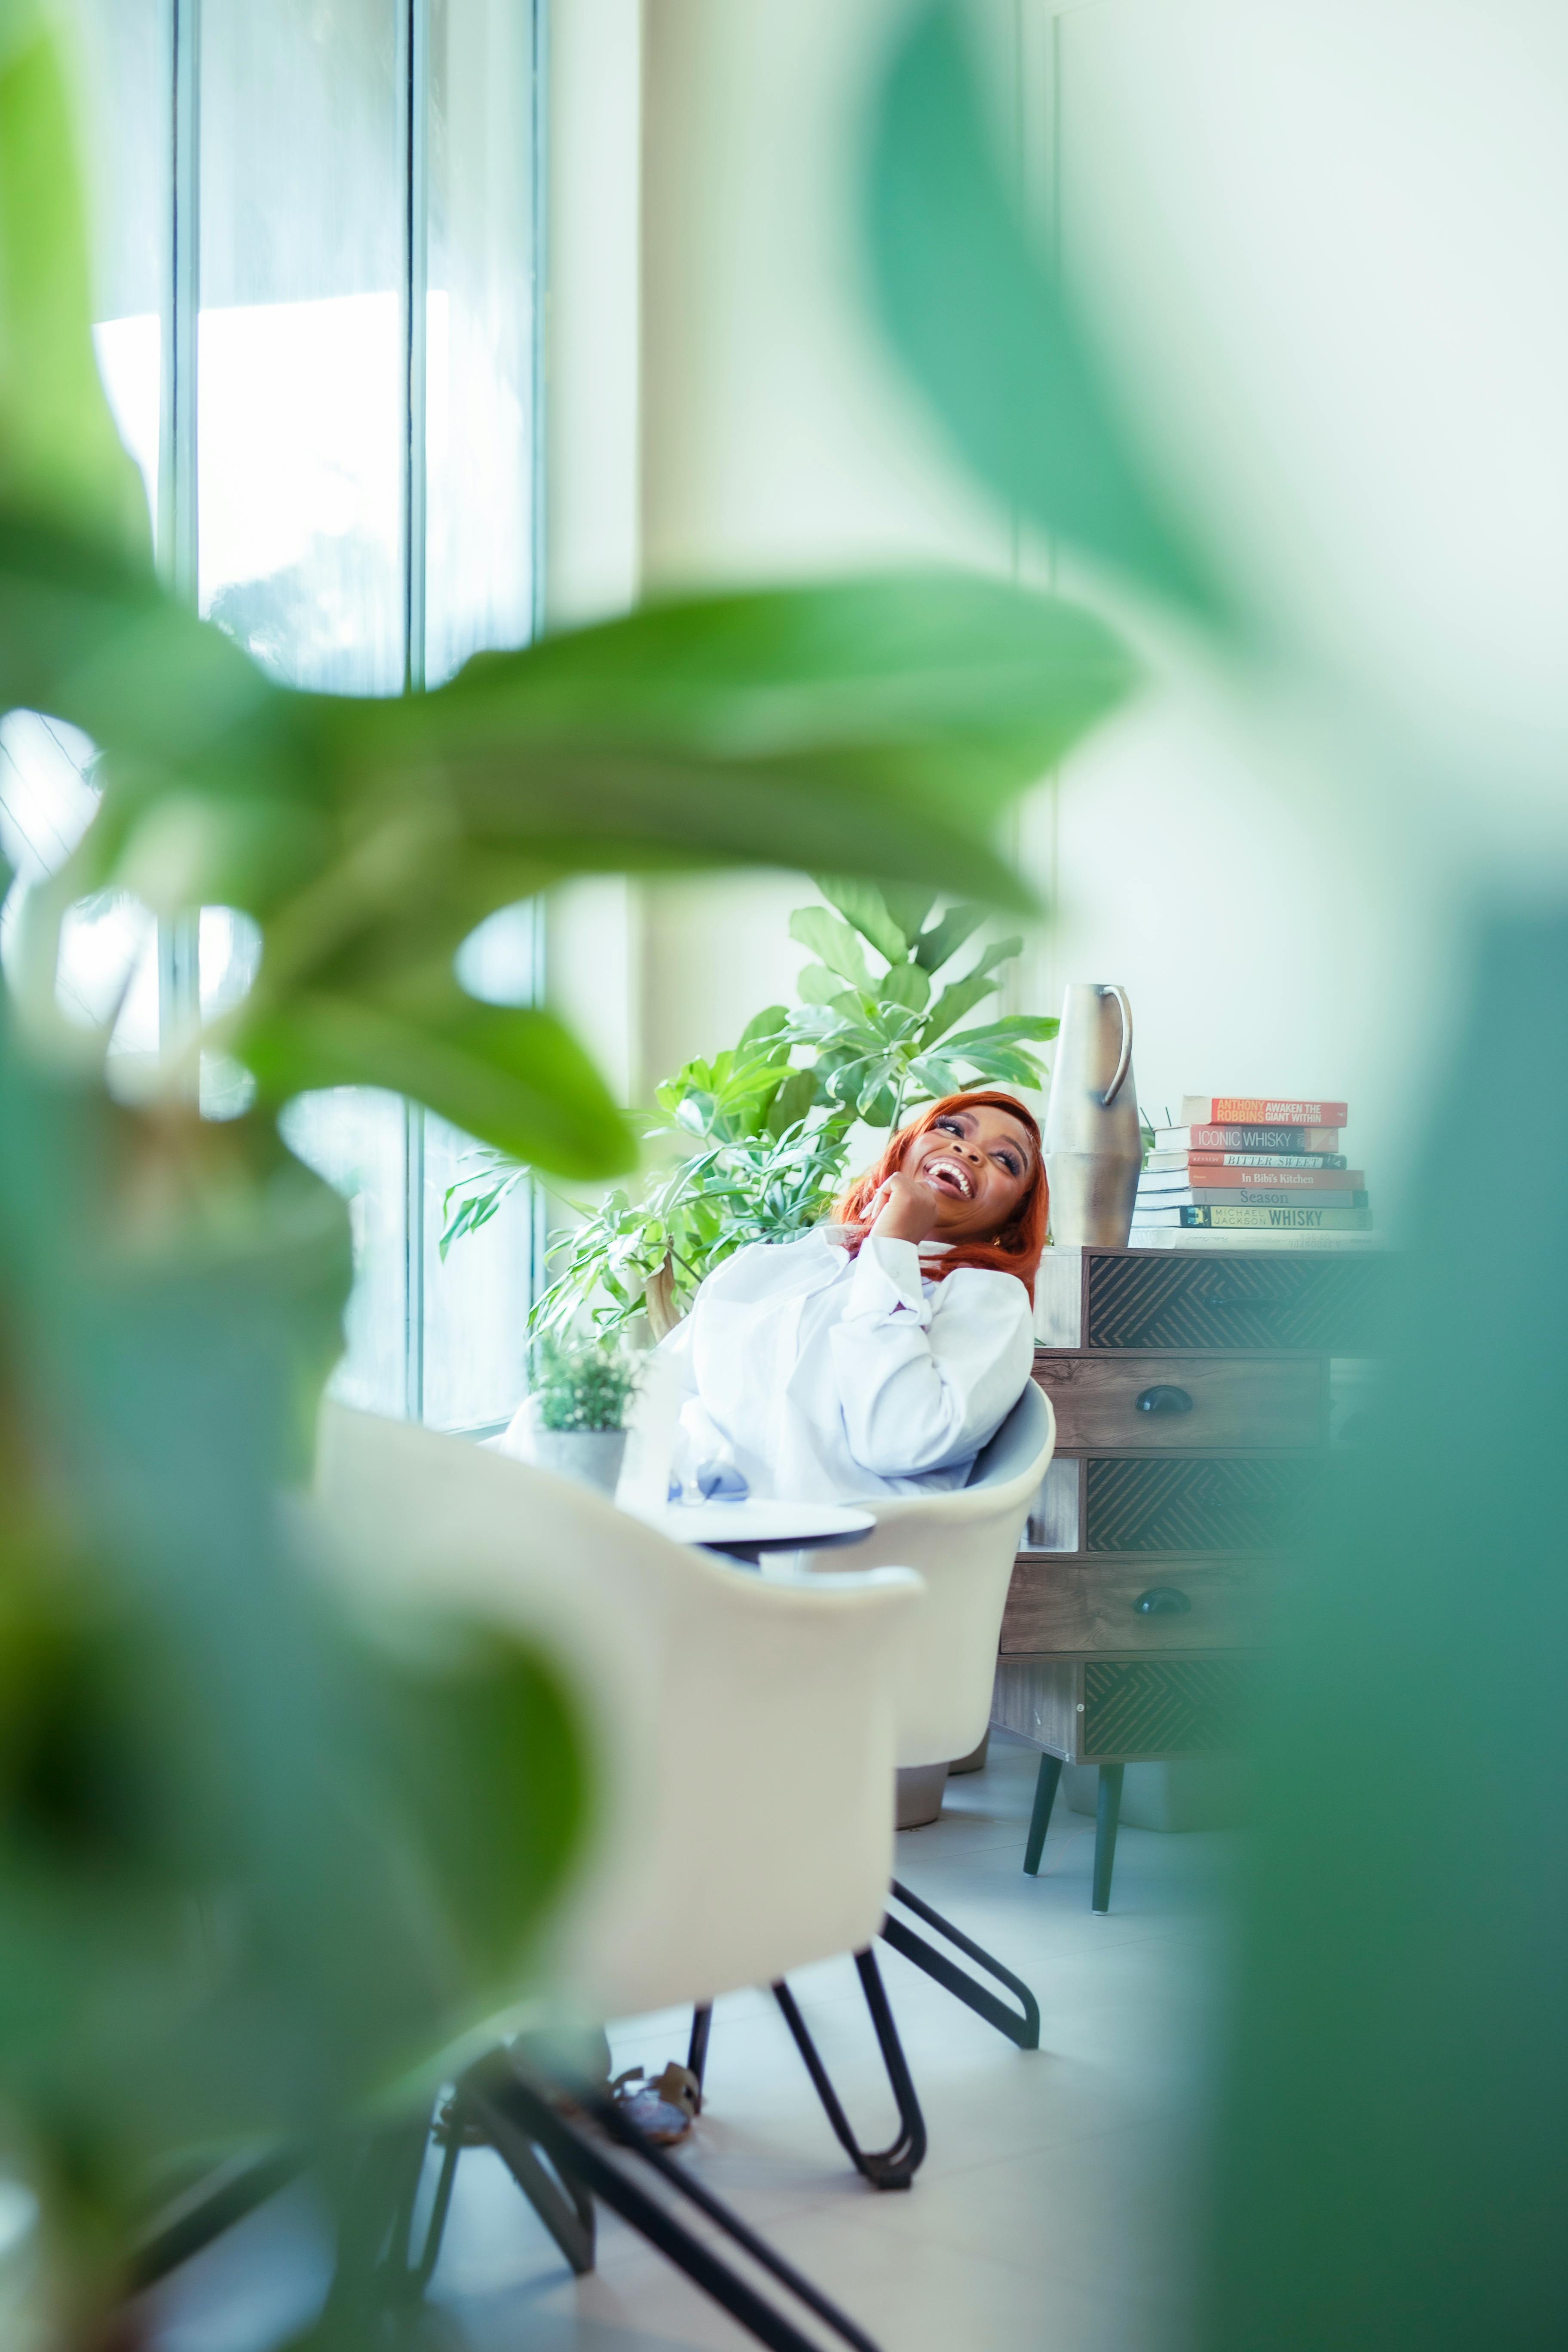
[319,2116,447,2335]
[436,2079,595,2277]
[128,2147,307,2294]
[879,1878,1041,2050]
[688,1999,714,2092]
[464,2051,885,2352]
[771,1948,928,2190]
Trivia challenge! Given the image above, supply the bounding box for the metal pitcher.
[1043,984,1142,1246]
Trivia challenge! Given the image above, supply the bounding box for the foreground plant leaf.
[0,14,151,564]
[243,992,631,1178]
[14,557,1131,1173]
[0,992,591,2278]
[867,0,1229,624]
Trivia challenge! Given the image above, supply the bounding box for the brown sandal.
[609,2061,702,2145]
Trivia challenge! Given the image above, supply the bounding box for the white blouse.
[655,1226,1036,1505]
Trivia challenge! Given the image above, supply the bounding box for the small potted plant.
[525,1333,641,1496]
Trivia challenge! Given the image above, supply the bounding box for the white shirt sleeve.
[827,1238,1035,1478]
[654,1309,752,1501]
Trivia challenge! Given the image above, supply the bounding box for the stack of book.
[1132,1096,1373,1247]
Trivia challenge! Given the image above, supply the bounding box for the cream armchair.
[304,1404,928,2343]
[313,1403,922,2018]
[786,1378,1057,2056]
[802,1379,1057,1781]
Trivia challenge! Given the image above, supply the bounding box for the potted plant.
[524,1333,642,1495]
[441,878,1059,1336]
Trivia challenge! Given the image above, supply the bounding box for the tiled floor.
[148,1735,1234,2352]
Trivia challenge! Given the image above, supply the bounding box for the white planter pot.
[529,1428,628,1497]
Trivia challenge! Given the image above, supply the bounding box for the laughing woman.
[659,1091,1047,1504]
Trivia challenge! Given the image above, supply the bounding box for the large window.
[0,0,545,1430]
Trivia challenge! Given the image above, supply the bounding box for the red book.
[1181,1096,1348,1128]
[1139,1165,1365,1193]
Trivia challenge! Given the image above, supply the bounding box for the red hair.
[835,1091,1047,1303]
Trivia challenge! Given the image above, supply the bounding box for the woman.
[659,1091,1046,1504]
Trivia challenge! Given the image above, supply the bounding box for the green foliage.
[14,549,1133,1180]
[455,879,1057,1336]
[787,876,1057,1128]
[0,16,150,560]
[0,20,1145,2336]
[523,1066,855,1343]
[528,1333,641,1433]
[867,19,1568,2352]
[0,991,590,2311]
[3,3,1133,1191]
[0,2,1135,1186]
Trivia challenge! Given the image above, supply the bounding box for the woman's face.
[901,1103,1036,1240]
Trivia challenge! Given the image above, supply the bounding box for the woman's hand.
[868,1171,943,1246]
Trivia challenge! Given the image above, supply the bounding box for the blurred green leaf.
[0,990,591,2244]
[243,994,632,1180]
[0,509,283,782]
[867,2,1228,622]
[1209,913,1568,2352]
[16,559,1129,1180]
[317,571,1132,916]
[815,875,910,965]
[0,21,151,562]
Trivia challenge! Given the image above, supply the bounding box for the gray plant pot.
[529,1428,628,1497]
[948,1730,990,1776]
[895,1761,951,1829]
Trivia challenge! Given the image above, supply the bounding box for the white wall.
[1030,0,1568,1196]
[580,0,1568,1215]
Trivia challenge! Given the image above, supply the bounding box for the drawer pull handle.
[1133,1586,1192,1616]
[1135,1384,1193,1415]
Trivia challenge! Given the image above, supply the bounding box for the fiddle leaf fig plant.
[448,879,1056,1337]
[785,876,1057,1128]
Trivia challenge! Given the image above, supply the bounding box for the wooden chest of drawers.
[994,1244,1384,1765]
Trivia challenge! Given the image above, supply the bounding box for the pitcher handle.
[1100,985,1133,1106]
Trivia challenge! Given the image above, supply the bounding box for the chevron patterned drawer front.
[1083,1251,1386,1352]
[1001,1244,1384,1776]
[1084,1455,1323,1553]
[1081,1659,1253,1758]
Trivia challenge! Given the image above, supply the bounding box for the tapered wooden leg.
[1024,1752,1063,1875]
[1092,1764,1125,1912]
